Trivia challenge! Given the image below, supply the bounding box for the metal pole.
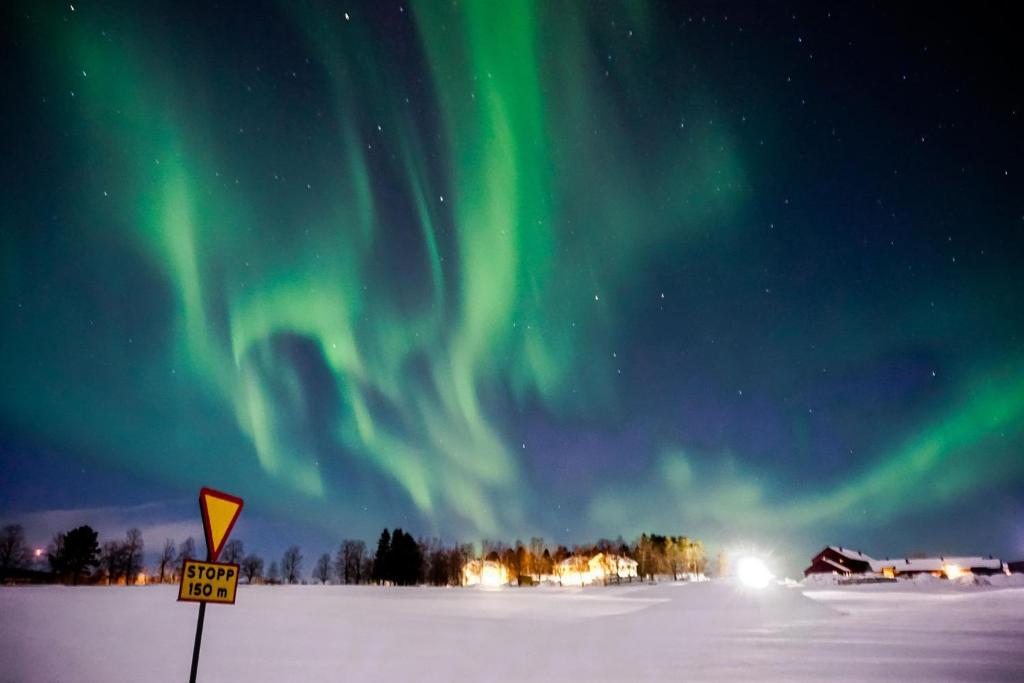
[189,601,206,683]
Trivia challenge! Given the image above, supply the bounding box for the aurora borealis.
[2,2,1022,567]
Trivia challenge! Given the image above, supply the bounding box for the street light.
[736,555,773,589]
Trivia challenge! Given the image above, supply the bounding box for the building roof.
[558,553,638,568]
[821,557,852,573]
[825,546,1002,573]
[827,546,877,564]
[590,552,638,567]
[873,556,1002,572]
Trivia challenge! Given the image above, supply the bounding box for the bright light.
[34,548,43,558]
[943,563,965,580]
[736,556,772,589]
[480,564,504,587]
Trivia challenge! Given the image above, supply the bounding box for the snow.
[829,545,876,562]
[2,578,1023,682]
[826,545,1004,573]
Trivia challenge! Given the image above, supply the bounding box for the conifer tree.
[372,529,391,584]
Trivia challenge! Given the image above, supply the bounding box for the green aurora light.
[2,1,1022,558]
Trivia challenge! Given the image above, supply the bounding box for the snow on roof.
[828,546,877,563]
[559,553,638,568]
[871,556,1002,572]
[822,557,852,573]
[824,546,1002,573]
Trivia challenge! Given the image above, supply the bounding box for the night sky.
[2,1,1022,573]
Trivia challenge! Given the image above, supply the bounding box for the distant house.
[1008,560,1024,574]
[462,552,510,587]
[805,546,1005,579]
[804,547,876,576]
[555,553,638,586]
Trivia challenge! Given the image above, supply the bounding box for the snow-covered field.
[2,578,1023,682]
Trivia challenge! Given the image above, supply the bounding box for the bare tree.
[222,539,245,564]
[99,529,144,585]
[178,537,197,562]
[527,537,548,579]
[101,540,125,584]
[157,539,176,583]
[267,561,280,584]
[281,546,303,584]
[360,556,374,584]
[566,553,588,586]
[0,524,31,576]
[241,553,264,583]
[123,528,144,584]
[336,539,367,584]
[424,539,449,586]
[449,543,474,586]
[314,553,332,584]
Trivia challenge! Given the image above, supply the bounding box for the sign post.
[180,487,243,683]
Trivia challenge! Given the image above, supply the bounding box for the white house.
[555,553,638,586]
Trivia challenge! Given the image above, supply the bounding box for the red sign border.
[176,558,241,605]
[199,487,244,562]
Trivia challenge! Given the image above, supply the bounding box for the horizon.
[3,0,1023,580]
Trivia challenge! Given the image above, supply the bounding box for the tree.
[425,540,450,586]
[503,546,520,584]
[157,539,176,583]
[715,551,729,578]
[336,539,366,585]
[372,529,391,585]
[314,553,332,584]
[267,561,280,584]
[241,553,264,583]
[541,548,554,576]
[515,541,531,583]
[178,537,197,563]
[565,553,588,586]
[664,537,683,581]
[386,529,422,586]
[686,539,707,575]
[0,524,31,576]
[530,537,547,578]
[123,528,144,584]
[360,556,374,584]
[101,540,125,584]
[98,529,144,585]
[222,539,245,565]
[635,534,656,580]
[49,525,100,584]
[281,546,303,584]
[449,543,474,586]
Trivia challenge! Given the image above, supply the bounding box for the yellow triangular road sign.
[199,487,243,561]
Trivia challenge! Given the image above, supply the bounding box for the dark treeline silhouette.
[1,520,272,586]
[371,528,423,586]
[50,525,101,584]
[4,518,706,587]
[306,529,707,587]
[1,524,35,582]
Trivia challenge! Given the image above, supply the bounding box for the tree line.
[3,522,706,586]
[301,529,707,586]
[1,522,256,586]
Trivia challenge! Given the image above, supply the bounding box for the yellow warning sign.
[199,487,243,562]
[178,559,239,605]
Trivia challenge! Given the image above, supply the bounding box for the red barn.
[804,546,876,577]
